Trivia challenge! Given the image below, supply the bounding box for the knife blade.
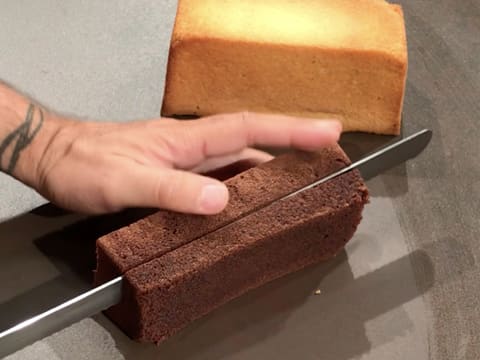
[0,128,432,357]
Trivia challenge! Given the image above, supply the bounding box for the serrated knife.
[0,128,432,357]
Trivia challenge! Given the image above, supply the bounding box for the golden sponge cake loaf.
[162,0,407,135]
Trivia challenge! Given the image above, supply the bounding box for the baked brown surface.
[161,0,407,135]
[95,147,350,285]
[105,163,368,343]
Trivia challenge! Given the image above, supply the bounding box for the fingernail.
[198,184,229,214]
[313,120,342,133]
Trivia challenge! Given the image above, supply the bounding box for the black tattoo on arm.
[0,104,44,174]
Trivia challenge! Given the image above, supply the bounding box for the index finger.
[164,111,342,168]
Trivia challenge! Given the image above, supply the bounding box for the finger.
[109,163,229,215]
[159,112,341,168]
[190,147,273,174]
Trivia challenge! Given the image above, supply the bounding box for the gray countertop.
[1,0,479,359]
[0,0,177,221]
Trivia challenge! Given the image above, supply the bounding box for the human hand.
[32,112,341,215]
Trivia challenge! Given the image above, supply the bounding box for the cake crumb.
[314,289,322,295]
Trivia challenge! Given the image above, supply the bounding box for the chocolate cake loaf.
[100,148,369,343]
[95,147,350,285]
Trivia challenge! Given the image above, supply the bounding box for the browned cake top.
[173,0,406,61]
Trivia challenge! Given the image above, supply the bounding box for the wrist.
[0,85,68,188]
[13,110,67,188]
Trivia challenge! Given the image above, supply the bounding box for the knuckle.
[154,172,176,206]
[155,132,184,161]
[238,111,253,145]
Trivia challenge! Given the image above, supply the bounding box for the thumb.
[111,164,229,215]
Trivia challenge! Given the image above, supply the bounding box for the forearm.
[0,81,62,187]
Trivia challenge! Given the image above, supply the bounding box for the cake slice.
[95,147,350,285]
[161,0,407,135]
[104,158,369,343]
